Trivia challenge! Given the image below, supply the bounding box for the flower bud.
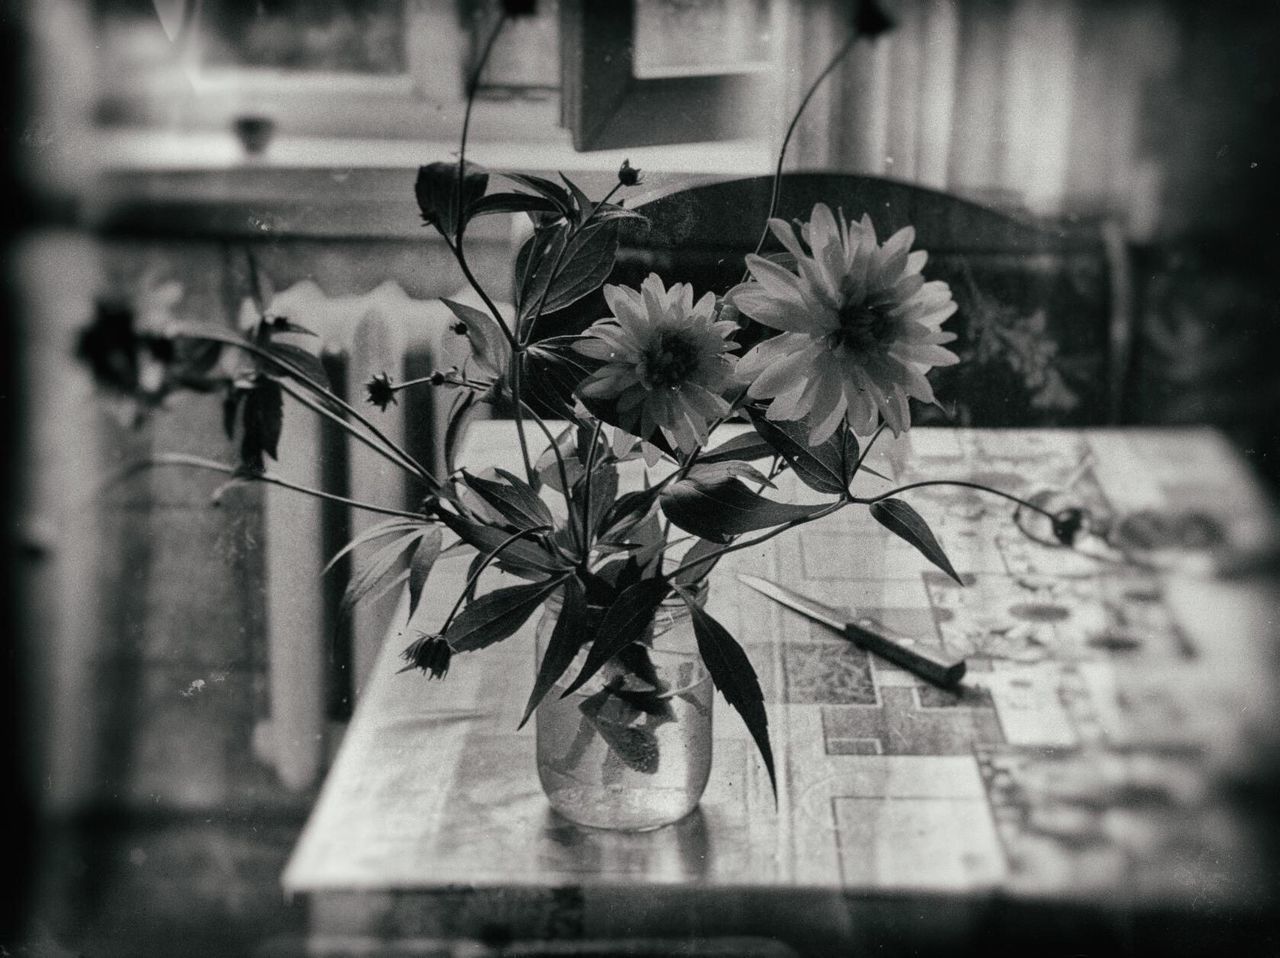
[415,161,489,236]
[400,634,452,680]
[617,159,642,187]
[365,371,397,410]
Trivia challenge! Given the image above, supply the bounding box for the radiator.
[257,281,495,790]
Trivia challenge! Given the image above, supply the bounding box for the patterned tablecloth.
[284,426,1280,954]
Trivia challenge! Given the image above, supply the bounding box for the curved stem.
[850,479,1058,520]
[441,13,520,352]
[275,377,429,484]
[578,418,604,559]
[171,325,438,486]
[118,453,428,521]
[518,399,583,557]
[455,11,506,247]
[741,29,860,283]
[442,235,520,351]
[850,423,887,476]
[509,355,537,486]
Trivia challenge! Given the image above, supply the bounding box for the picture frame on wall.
[559,0,777,151]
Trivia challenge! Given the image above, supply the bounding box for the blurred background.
[4,1,1280,955]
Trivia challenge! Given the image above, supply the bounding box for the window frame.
[111,2,563,143]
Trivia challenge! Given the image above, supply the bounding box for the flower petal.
[807,388,848,445]
[745,254,806,300]
[746,339,825,399]
[730,284,824,333]
[768,217,807,261]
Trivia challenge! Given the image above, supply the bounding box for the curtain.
[778,0,1179,238]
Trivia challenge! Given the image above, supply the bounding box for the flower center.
[828,301,894,354]
[641,331,702,389]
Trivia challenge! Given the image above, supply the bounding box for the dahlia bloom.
[730,203,959,443]
[574,274,737,454]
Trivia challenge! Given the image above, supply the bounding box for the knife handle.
[843,621,966,689]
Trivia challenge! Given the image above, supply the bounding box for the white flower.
[574,274,738,454]
[730,203,959,442]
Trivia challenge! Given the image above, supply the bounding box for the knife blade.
[737,573,966,689]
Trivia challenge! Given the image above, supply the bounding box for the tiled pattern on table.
[820,687,1004,757]
[780,639,876,705]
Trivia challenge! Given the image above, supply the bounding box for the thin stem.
[850,480,1058,520]
[519,399,583,557]
[275,377,428,484]
[442,235,520,352]
[392,372,496,395]
[509,356,537,487]
[171,325,437,486]
[125,453,428,521]
[454,10,505,247]
[578,418,604,560]
[741,29,860,283]
[667,500,848,581]
[671,384,751,484]
[850,423,887,476]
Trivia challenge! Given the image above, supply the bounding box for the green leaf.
[359,567,411,611]
[446,577,566,653]
[441,298,511,379]
[406,526,444,620]
[561,577,672,697]
[697,431,777,465]
[672,538,725,587]
[747,408,858,495]
[660,477,825,544]
[340,530,423,619]
[461,468,554,531]
[559,172,595,225]
[323,518,427,575]
[437,510,567,577]
[573,461,618,541]
[519,576,587,728]
[467,191,560,219]
[685,460,775,489]
[869,497,963,584]
[589,202,646,226]
[534,425,585,493]
[676,587,776,797]
[520,343,595,421]
[579,686,661,773]
[266,342,329,389]
[502,172,575,219]
[240,379,283,472]
[598,487,661,542]
[516,219,620,323]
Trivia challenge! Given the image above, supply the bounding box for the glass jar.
[533,587,713,831]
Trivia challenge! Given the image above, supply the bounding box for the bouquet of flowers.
[77,4,1083,826]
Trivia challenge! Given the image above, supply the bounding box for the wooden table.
[285,425,1280,956]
